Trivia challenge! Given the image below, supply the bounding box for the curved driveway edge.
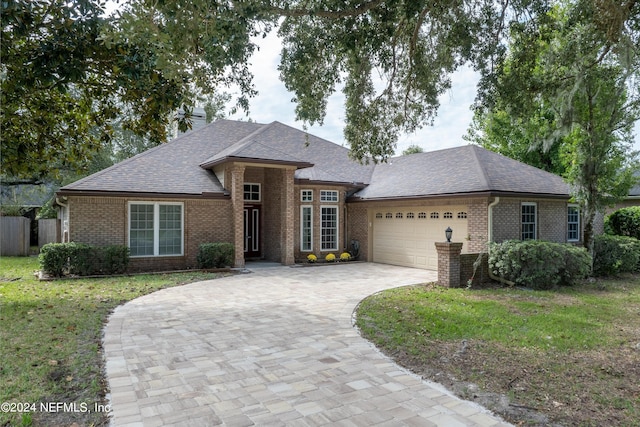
[103,263,511,426]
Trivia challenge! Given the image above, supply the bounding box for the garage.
[371,206,468,270]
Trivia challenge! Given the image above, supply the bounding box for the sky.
[227,31,480,155]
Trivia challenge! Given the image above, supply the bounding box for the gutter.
[487,196,515,286]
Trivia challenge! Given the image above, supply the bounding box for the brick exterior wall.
[67,196,233,272]
[460,253,489,286]
[435,242,463,287]
[293,184,350,262]
[346,204,369,261]
[264,169,283,262]
[492,197,572,243]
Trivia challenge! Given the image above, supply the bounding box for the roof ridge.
[468,145,491,190]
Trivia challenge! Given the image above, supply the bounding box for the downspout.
[55,196,69,243]
[487,196,515,286]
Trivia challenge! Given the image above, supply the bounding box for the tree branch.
[266,0,385,19]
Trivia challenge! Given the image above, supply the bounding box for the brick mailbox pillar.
[435,242,463,288]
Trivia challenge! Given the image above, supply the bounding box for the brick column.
[280,168,296,265]
[435,242,463,288]
[230,164,246,268]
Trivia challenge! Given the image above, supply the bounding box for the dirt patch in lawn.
[357,282,640,426]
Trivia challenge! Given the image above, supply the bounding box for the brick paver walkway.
[104,263,511,426]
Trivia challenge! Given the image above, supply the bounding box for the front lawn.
[0,256,228,427]
[356,279,640,426]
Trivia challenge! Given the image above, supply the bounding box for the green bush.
[593,234,640,276]
[197,243,234,269]
[605,206,640,239]
[39,243,130,277]
[489,240,591,289]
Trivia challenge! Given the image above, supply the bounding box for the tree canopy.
[470,0,640,252]
[2,0,639,179]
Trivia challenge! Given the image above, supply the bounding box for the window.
[385,212,393,219]
[396,212,403,219]
[407,212,415,219]
[129,202,183,257]
[321,206,338,250]
[301,190,313,202]
[320,190,339,202]
[418,212,427,219]
[458,212,468,219]
[301,206,313,251]
[568,205,580,242]
[443,212,453,219]
[244,183,261,201]
[375,212,383,219]
[430,212,439,219]
[521,203,537,240]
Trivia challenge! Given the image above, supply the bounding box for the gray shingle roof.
[60,120,375,196]
[351,145,570,200]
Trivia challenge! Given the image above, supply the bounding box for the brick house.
[57,119,580,272]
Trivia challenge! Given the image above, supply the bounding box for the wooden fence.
[1,216,31,256]
[38,219,61,247]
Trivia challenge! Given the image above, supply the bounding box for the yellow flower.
[340,252,351,261]
[307,254,317,263]
[325,253,336,262]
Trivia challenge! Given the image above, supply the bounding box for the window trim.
[243,183,261,202]
[320,190,339,202]
[567,204,580,242]
[521,202,537,241]
[301,189,313,202]
[128,201,184,257]
[300,205,313,252]
[320,205,339,251]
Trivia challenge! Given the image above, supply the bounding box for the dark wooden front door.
[244,205,261,258]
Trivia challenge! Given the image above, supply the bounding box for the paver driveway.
[104,263,511,426]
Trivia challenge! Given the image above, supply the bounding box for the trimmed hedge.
[605,206,640,239]
[39,243,130,277]
[593,234,640,276]
[489,240,591,290]
[197,243,234,269]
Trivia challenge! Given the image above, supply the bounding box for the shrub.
[340,252,351,261]
[325,253,336,262]
[593,234,640,276]
[39,243,130,276]
[605,206,640,239]
[489,240,591,289]
[197,243,234,269]
[307,254,317,263]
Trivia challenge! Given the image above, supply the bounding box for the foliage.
[473,0,640,252]
[36,197,58,219]
[592,234,640,276]
[39,243,130,277]
[306,253,317,263]
[401,145,424,156]
[0,256,226,427]
[196,243,235,269]
[355,280,640,425]
[340,252,351,261]
[605,206,640,239]
[489,240,591,289]
[325,253,336,262]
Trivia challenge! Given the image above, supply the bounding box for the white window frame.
[521,202,537,240]
[300,205,313,252]
[320,205,339,251]
[567,204,580,242]
[301,189,313,202]
[128,201,184,257]
[243,183,261,202]
[320,190,339,202]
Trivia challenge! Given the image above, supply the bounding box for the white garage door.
[372,206,468,270]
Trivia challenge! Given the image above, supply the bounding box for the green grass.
[356,279,640,426]
[0,256,228,426]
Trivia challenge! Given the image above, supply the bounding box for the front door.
[244,205,261,258]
